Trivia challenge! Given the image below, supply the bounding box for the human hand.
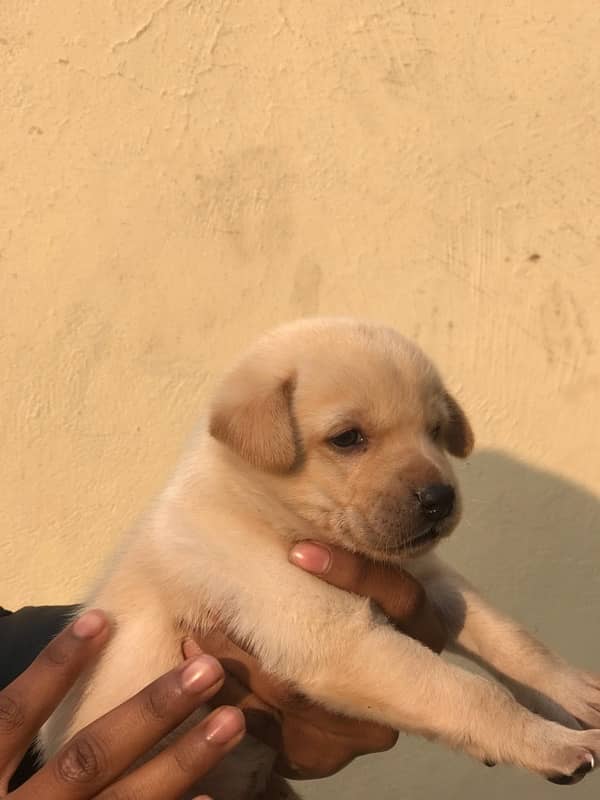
[289,541,446,654]
[1,610,244,799]
[191,541,447,779]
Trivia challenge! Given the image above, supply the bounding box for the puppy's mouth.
[371,522,446,561]
[402,523,442,552]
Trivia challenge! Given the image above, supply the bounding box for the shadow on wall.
[447,448,600,663]
[301,449,600,800]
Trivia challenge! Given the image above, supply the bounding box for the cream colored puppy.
[42,317,600,796]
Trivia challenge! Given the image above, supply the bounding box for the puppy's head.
[209,318,473,561]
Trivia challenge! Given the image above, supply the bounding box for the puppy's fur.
[42,318,600,796]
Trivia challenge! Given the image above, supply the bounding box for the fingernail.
[289,541,332,574]
[204,706,245,744]
[181,655,223,693]
[72,610,107,640]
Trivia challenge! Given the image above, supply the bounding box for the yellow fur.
[42,318,600,797]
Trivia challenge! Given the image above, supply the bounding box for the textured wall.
[1,2,599,798]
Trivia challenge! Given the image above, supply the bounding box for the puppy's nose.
[416,483,455,521]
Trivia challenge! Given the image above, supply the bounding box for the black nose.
[416,483,455,521]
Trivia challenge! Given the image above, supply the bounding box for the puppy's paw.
[547,758,594,786]
[543,669,600,729]
[527,725,600,785]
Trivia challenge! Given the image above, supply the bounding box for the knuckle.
[0,691,26,734]
[172,737,201,775]
[54,732,108,784]
[41,637,72,668]
[140,680,176,725]
[375,728,399,752]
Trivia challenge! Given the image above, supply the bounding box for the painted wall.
[1,2,599,798]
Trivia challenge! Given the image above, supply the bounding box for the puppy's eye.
[329,429,365,449]
[428,422,442,442]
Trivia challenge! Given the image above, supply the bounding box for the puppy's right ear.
[443,392,474,458]
[209,355,297,472]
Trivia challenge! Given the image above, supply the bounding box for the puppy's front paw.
[544,669,600,729]
[529,725,600,785]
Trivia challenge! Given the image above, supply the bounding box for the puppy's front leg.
[299,620,600,783]
[410,554,600,730]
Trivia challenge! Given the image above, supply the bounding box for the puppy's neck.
[162,431,315,546]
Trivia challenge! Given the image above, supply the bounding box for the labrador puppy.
[42,317,600,797]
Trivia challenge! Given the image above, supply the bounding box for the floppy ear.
[209,356,297,472]
[443,392,474,458]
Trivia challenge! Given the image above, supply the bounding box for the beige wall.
[2,1,599,797]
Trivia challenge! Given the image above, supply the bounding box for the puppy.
[42,317,600,797]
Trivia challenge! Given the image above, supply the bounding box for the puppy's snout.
[416,483,455,521]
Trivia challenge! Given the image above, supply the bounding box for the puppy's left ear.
[209,354,298,472]
[443,392,474,458]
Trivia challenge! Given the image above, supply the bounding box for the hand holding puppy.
[190,541,446,780]
[0,611,244,799]
[0,543,444,797]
